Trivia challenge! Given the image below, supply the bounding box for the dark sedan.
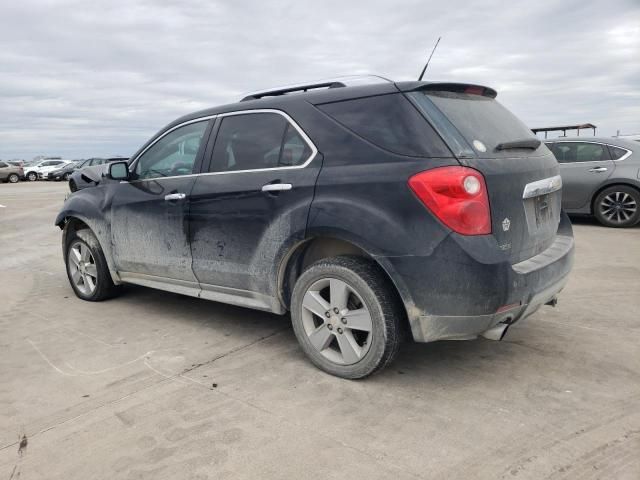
[48,160,88,181]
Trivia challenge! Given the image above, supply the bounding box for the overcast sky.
[1,0,638,160]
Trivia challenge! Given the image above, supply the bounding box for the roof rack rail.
[240,75,393,102]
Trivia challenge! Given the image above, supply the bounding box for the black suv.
[56,77,574,378]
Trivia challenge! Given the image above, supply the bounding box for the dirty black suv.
[56,77,574,378]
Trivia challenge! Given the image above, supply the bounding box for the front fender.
[56,188,119,283]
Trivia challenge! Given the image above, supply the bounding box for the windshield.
[409,91,542,158]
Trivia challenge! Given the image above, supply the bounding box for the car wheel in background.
[8,173,19,183]
[290,255,404,379]
[65,228,120,301]
[26,172,37,181]
[63,172,71,181]
[594,185,640,228]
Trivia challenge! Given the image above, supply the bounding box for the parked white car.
[24,160,73,181]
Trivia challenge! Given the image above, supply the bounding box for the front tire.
[27,172,37,181]
[65,228,119,301]
[594,186,640,228]
[8,173,19,183]
[291,256,404,379]
[69,179,77,192]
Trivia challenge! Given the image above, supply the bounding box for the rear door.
[408,87,563,263]
[189,111,321,308]
[110,119,212,282]
[551,141,614,209]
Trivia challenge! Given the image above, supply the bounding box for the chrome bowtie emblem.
[502,217,511,231]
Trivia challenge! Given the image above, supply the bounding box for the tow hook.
[545,297,558,307]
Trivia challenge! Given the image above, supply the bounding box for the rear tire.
[8,173,19,183]
[65,228,120,301]
[63,172,71,181]
[290,255,404,379]
[27,172,37,181]
[69,180,77,192]
[594,186,640,228]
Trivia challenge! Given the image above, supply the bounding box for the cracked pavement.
[1,182,639,479]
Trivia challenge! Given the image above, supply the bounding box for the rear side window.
[409,91,538,158]
[552,142,611,163]
[209,113,312,173]
[317,94,450,157]
[609,145,629,160]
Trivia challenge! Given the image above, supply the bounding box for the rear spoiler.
[396,81,498,99]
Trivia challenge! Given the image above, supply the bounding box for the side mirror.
[108,161,129,180]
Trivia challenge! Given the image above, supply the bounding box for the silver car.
[546,137,639,227]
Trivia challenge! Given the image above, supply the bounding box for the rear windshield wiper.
[495,138,541,151]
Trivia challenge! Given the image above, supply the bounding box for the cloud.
[0,0,638,159]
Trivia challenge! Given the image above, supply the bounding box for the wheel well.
[590,182,640,213]
[62,217,90,234]
[279,237,408,329]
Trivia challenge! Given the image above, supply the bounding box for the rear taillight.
[408,166,491,235]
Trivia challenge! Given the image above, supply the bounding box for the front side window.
[135,121,208,179]
[209,113,312,173]
[0,162,7,168]
[553,142,610,163]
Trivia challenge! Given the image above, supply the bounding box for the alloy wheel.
[599,191,637,224]
[300,278,373,365]
[68,241,98,296]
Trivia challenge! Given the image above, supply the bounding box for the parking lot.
[1,181,639,479]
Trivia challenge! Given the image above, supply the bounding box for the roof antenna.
[418,37,441,81]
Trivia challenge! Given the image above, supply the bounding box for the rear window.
[317,94,451,157]
[409,91,540,158]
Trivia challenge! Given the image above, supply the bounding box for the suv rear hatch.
[404,83,561,264]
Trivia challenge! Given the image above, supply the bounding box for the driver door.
[111,119,212,284]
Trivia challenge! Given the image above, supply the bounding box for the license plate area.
[534,193,553,228]
[524,190,561,234]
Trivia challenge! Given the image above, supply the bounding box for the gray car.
[0,161,23,183]
[546,137,639,227]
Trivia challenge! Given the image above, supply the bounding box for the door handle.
[164,193,186,201]
[588,167,608,173]
[261,183,292,192]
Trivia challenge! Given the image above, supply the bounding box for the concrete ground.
[1,181,639,480]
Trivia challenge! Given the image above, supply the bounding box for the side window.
[575,143,610,162]
[609,146,629,160]
[280,123,312,166]
[135,120,208,179]
[0,162,7,168]
[318,93,450,157]
[209,113,312,173]
[551,143,576,163]
[552,143,610,163]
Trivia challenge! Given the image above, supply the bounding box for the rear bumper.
[385,212,575,343]
[410,272,569,342]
